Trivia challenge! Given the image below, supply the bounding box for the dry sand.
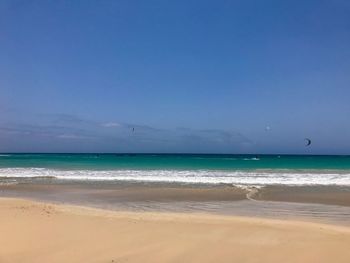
[1,198,350,263]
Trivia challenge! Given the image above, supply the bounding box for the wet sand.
[255,185,350,206]
[0,181,247,202]
[2,180,350,205]
[1,181,350,225]
[1,197,350,263]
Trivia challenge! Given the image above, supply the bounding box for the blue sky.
[1,0,350,154]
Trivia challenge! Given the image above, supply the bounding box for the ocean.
[1,154,350,186]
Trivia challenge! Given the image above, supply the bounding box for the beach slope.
[0,198,350,263]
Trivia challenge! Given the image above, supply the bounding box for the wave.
[1,168,350,186]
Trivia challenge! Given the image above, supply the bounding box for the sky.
[0,0,350,154]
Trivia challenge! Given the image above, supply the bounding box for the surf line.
[245,186,261,202]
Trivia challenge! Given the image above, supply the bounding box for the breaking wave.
[0,168,350,186]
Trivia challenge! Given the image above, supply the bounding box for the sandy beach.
[2,0,350,260]
[1,198,350,263]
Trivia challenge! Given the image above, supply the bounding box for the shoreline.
[2,179,350,205]
[1,182,350,226]
[1,197,350,262]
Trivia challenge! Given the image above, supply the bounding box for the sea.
[1,153,350,187]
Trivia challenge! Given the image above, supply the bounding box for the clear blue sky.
[1,0,349,154]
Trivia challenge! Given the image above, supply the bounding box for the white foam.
[0,168,350,186]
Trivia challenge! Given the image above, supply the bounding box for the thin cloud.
[101,122,120,128]
[0,112,253,153]
[57,134,91,140]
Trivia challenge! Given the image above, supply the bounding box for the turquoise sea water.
[0,154,350,186]
[1,153,350,170]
